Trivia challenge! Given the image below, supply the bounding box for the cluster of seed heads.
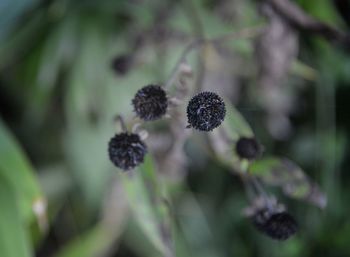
[236,137,298,239]
[109,86,227,171]
[107,79,299,240]
[108,85,169,171]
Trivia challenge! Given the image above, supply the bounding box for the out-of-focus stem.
[115,114,127,132]
[164,26,266,90]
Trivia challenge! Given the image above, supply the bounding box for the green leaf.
[120,158,171,256]
[178,192,221,257]
[140,156,173,248]
[249,157,327,208]
[37,17,78,91]
[291,60,318,81]
[63,18,125,208]
[55,174,128,257]
[223,100,254,139]
[0,0,39,42]
[0,175,32,257]
[0,118,45,225]
[54,226,111,257]
[249,157,281,179]
[64,125,113,209]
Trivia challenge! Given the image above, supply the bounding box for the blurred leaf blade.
[140,156,174,255]
[249,157,327,208]
[54,225,111,257]
[120,162,170,256]
[0,118,45,224]
[224,100,254,139]
[0,0,40,42]
[0,175,32,257]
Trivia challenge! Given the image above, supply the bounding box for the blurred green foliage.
[1,0,350,257]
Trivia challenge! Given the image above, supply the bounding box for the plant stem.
[115,114,127,132]
[164,26,266,90]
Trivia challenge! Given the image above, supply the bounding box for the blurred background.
[0,0,350,256]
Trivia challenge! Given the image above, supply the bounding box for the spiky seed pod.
[111,54,132,75]
[235,137,261,160]
[186,91,226,131]
[108,133,147,171]
[252,210,298,240]
[132,85,168,121]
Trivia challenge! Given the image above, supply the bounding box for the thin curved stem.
[250,176,275,210]
[241,174,256,202]
[164,26,266,90]
[164,40,203,89]
[115,114,127,132]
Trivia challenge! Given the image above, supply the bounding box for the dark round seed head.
[108,133,147,171]
[111,54,132,75]
[235,137,261,160]
[132,85,168,121]
[252,210,298,240]
[186,91,226,131]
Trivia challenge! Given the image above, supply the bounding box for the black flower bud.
[186,91,226,131]
[108,133,147,171]
[252,210,298,240]
[235,137,261,160]
[132,85,168,121]
[111,54,132,75]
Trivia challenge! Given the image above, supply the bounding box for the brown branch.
[266,0,350,50]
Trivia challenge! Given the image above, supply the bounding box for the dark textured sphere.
[132,85,168,121]
[186,91,226,131]
[235,137,261,160]
[111,54,132,75]
[253,210,298,240]
[108,133,147,171]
